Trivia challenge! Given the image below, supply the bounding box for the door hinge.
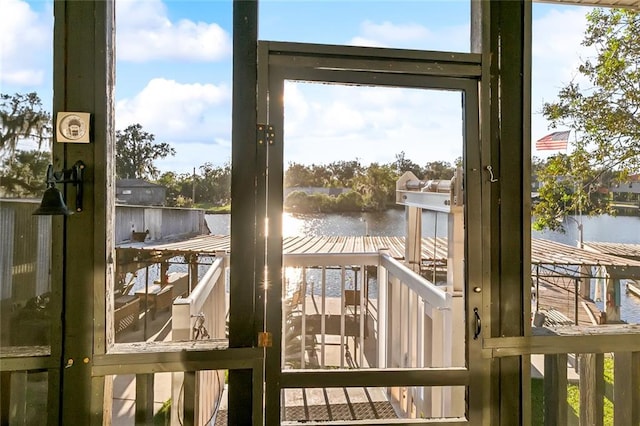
[258,331,273,347]
[257,124,275,146]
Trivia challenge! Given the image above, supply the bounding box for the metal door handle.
[473,307,481,340]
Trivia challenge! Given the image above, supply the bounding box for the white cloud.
[282,82,463,167]
[155,140,231,174]
[349,20,468,52]
[315,101,367,136]
[361,20,432,43]
[116,0,231,62]
[531,6,594,152]
[349,36,387,48]
[0,0,51,87]
[533,8,590,59]
[116,78,231,143]
[1,69,45,87]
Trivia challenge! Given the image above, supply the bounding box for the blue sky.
[2,0,594,175]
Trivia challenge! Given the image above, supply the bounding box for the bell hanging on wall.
[33,184,73,216]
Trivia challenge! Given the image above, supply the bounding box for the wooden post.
[189,254,199,293]
[579,353,604,426]
[544,354,568,426]
[9,372,28,424]
[53,0,115,422]
[605,277,621,322]
[574,279,579,325]
[160,262,168,286]
[229,1,259,424]
[0,371,9,425]
[579,265,591,299]
[215,251,228,338]
[472,1,532,423]
[182,371,196,426]
[135,374,154,425]
[378,250,389,369]
[613,351,640,425]
[404,206,422,273]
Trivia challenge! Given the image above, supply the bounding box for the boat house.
[116,179,167,206]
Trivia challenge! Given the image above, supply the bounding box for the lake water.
[205,211,640,323]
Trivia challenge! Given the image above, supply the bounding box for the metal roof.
[582,241,640,261]
[531,238,640,267]
[118,235,640,269]
[538,0,640,8]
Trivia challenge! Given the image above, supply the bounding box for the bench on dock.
[539,308,575,327]
[114,295,139,334]
[161,272,189,298]
[135,284,173,319]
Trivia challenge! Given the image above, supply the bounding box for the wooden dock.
[111,234,640,422]
[534,277,601,326]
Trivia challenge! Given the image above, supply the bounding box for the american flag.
[535,130,570,151]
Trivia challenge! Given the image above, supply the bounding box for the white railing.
[283,249,462,419]
[171,252,228,426]
[283,253,376,370]
[378,250,462,418]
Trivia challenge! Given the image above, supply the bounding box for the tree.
[0,93,52,163]
[0,149,51,197]
[196,162,231,204]
[116,124,175,180]
[325,160,363,187]
[310,164,332,187]
[284,162,315,187]
[394,151,425,178]
[424,160,456,180]
[156,171,190,206]
[353,163,397,210]
[537,9,640,230]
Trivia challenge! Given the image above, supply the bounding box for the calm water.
[206,211,640,323]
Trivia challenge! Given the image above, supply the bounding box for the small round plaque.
[59,113,87,140]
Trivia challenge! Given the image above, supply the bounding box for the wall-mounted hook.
[485,165,498,183]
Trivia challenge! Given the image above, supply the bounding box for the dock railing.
[378,250,460,418]
[283,248,461,419]
[486,324,640,425]
[171,252,228,426]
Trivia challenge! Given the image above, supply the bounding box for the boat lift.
[396,169,464,289]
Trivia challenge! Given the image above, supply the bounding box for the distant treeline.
[283,153,459,213]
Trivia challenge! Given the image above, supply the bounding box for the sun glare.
[282,213,305,237]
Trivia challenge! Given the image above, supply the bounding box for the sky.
[1,0,594,175]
